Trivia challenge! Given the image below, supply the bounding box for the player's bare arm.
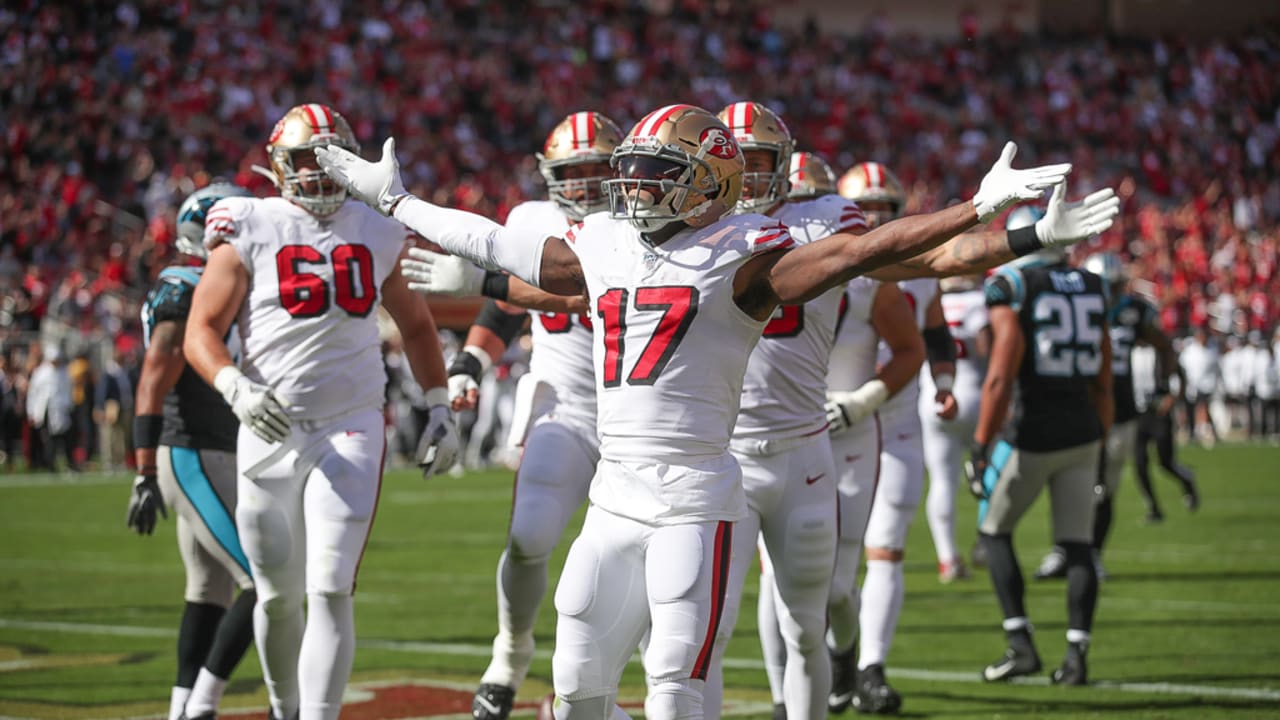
[973,305,1024,447]
[922,293,960,419]
[400,247,588,313]
[1088,324,1115,435]
[871,284,927,396]
[184,244,248,385]
[381,249,449,394]
[133,320,188,473]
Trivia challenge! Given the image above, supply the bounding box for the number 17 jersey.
[205,197,409,420]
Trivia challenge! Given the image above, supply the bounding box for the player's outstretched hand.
[214,367,291,443]
[416,403,460,478]
[126,473,167,535]
[972,142,1072,223]
[401,248,485,297]
[316,137,407,216]
[1035,181,1121,249]
[446,346,490,411]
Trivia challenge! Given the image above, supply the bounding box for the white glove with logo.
[315,137,407,216]
[214,367,291,443]
[971,142,1073,223]
[401,247,486,297]
[1034,181,1121,248]
[416,389,460,477]
[825,380,890,435]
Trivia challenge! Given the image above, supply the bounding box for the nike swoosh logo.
[805,474,825,485]
[829,690,854,705]
[845,454,861,463]
[984,658,1017,681]
[474,696,504,716]
[897,433,912,442]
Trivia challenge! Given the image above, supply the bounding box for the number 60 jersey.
[203,197,409,420]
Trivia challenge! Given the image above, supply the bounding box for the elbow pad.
[474,299,528,347]
[923,324,957,364]
[393,196,546,286]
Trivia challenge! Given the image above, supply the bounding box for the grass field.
[0,443,1277,719]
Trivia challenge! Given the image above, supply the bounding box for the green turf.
[0,444,1277,718]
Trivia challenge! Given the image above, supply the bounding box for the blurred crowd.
[2,0,1280,468]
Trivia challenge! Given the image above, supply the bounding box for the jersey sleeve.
[203,197,257,272]
[984,267,1025,311]
[963,297,990,335]
[748,221,795,253]
[143,268,201,336]
[831,197,868,235]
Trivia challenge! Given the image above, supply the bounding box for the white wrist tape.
[424,386,450,408]
[855,379,891,411]
[213,366,245,401]
[393,196,545,287]
[934,373,955,393]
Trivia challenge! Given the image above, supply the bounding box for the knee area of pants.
[184,573,233,607]
[256,590,303,619]
[508,514,560,564]
[644,679,702,720]
[237,507,293,569]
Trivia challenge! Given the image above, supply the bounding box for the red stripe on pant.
[691,520,733,681]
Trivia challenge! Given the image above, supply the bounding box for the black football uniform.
[1107,294,1160,425]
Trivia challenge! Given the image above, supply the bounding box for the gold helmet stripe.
[636,104,693,137]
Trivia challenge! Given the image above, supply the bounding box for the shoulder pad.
[203,196,255,251]
[984,266,1024,309]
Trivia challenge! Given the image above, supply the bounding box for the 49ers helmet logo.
[700,127,739,159]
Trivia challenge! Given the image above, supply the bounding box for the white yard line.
[3,617,1276,701]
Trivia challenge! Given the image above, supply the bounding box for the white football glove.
[416,401,460,478]
[971,142,1073,223]
[825,380,890,435]
[214,367,290,443]
[315,137,407,216]
[1034,181,1121,248]
[401,247,486,297]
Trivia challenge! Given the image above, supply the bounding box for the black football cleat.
[828,645,858,713]
[1050,642,1089,686]
[771,702,787,720]
[982,629,1042,682]
[851,663,902,715]
[1183,481,1200,512]
[473,683,516,720]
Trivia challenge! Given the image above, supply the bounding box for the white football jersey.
[919,288,988,421]
[877,277,937,427]
[569,212,793,524]
[826,275,881,393]
[734,195,866,442]
[206,197,407,420]
[505,201,596,422]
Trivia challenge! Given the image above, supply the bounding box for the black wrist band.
[448,350,484,381]
[481,272,510,301]
[1007,225,1043,257]
[134,414,164,451]
[923,325,956,364]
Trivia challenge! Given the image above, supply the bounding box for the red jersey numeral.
[539,312,573,333]
[763,305,804,338]
[596,285,698,387]
[275,244,377,319]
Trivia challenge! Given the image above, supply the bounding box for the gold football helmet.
[266,103,360,216]
[838,162,906,228]
[605,104,744,232]
[786,151,839,200]
[716,102,794,213]
[537,112,625,221]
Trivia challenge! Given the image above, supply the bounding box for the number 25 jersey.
[205,197,409,420]
[984,261,1107,452]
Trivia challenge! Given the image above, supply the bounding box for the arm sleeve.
[983,273,1017,309]
[393,196,546,287]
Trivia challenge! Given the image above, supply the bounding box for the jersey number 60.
[275,244,377,318]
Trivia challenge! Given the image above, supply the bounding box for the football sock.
[299,592,355,720]
[1092,495,1114,553]
[1065,628,1091,649]
[205,588,256,679]
[1063,542,1099,632]
[184,668,227,717]
[177,602,225,688]
[981,533,1027,620]
[926,470,959,565]
[827,537,863,653]
[858,559,904,669]
[168,686,191,720]
[481,550,541,687]
[255,593,303,719]
[756,572,787,705]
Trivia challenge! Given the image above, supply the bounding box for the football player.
[1034,251,1192,580]
[183,104,459,720]
[404,111,622,720]
[129,183,258,720]
[1131,343,1199,521]
[319,104,1107,719]
[967,210,1113,686]
[825,161,958,713]
[698,103,920,720]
